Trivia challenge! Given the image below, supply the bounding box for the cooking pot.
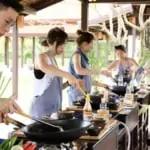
[21,118,91,144]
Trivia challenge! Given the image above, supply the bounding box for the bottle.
[98,98,109,123]
[83,93,93,121]
[124,83,134,104]
[118,75,123,86]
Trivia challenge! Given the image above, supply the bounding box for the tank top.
[33,54,56,96]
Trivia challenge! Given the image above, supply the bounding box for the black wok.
[73,94,102,110]
[109,85,139,96]
[21,118,91,144]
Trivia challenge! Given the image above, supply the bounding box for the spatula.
[15,112,64,132]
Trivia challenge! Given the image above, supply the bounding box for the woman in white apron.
[30,27,80,119]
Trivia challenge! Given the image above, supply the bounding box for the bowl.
[57,110,75,120]
[107,102,119,110]
[92,118,106,129]
[87,126,102,136]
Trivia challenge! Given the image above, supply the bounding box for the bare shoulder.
[128,57,139,66]
[72,53,81,61]
[35,53,48,69]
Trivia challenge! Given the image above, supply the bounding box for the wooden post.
[4,36,9,67]
[132,29,136,58]
[21,37,24,68]
[32,37,35,64]
[12,23,19,99]
[94,32,99,58]
[81,0,88,31]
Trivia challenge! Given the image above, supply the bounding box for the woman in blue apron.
[107,45,140,83]
[30,27,80,119]
[67,30,110,105]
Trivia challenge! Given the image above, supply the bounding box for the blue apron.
[30,76,62,119]
[67,49,92,105]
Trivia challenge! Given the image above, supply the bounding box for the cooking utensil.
[21,118,91,144]
[78,83,87,96]
[15,112,64,132]
[6,116,25,128]
[109,85,139,96]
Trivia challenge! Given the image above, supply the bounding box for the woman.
[30,27,80,119]
[107,45,139,82]
[67,30,109,105]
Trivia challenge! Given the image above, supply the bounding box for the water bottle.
[124,83,134,104]
[118,75,123,86]
[98,98,109,123]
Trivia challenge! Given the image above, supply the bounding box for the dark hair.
[47,27,68,48]
[0,0,23,13]
[76,30,94,46]
[41,39,48,47]
[115,45,126,52]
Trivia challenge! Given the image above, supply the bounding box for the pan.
[73,94,102,110]
[21,118,91,144]
[109,85,139,96]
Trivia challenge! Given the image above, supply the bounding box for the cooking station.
[9,86,150,150]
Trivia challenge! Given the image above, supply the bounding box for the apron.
[30,76,62,119]
[30,71,62,119]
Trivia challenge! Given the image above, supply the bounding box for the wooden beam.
[21,37,24,68]
[31,0,63,11]
[12,23,19,99]
[4,37,9,67]
[32,37,35,64]
[81,0,88,30]
[88,0,150,4]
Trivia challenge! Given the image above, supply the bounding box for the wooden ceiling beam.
[31,0,63,11]
[87,0,150,4]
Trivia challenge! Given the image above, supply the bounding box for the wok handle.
[6,116,25,128]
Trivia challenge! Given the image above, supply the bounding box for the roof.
[6,24,79,39]
[21,0,63,11]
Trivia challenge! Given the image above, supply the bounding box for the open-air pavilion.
[1,0,150,149]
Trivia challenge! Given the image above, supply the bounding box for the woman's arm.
[107,61,117,70]
[92,80,108,88]
[35,53,78,86]
[73,54,109,76]
[130,58,139,68]
[36,53,70,79]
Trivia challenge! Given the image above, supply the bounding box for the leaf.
[18,140,24,146]
[10,137,17,147]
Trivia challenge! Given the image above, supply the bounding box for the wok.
[109,85,139,96]
[21,118,91,144]
[73,94,102,110]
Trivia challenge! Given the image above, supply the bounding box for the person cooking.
[107,45,140,83]
[67,30,110,105]
[30,27,81,119]
[0,0,24,123]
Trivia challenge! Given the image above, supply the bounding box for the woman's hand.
[100,70,112,77]
[66,74,84,90]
